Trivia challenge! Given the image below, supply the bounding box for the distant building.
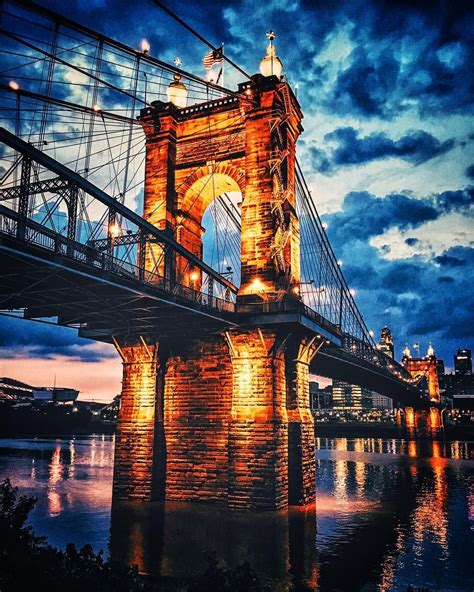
[0,377,78,404]
[436,358,446,389]
[32,387,79,403]
[332,381,372,410]
[445,373,474,410]
[0,377,33,400]
[309,381,319,411]
[371,393,393,410]
[454,349,472,376]
[378,326,394,358]
[309,382,332,411]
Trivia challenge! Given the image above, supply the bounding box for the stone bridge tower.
[112,40,318,510]
[402,344,441,404]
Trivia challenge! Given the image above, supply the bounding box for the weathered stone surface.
[112,77,316,509]
[112,343,165,501]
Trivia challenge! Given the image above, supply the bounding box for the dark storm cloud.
[323,186,473,246]
[310,128,455,173]
[434,254,466,267]
[322,194,474,354]
[0,317,114,362]
[324,1,473,119]
[323,191,438,245]
[331,48,400,118]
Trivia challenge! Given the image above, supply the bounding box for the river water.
[0,435,472,591]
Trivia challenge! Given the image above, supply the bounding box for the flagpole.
[221,43,225,89]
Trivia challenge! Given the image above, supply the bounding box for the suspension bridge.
[0,0,434,509]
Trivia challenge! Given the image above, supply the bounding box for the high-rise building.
[309,382,332,411]
[309,381,319,411]
[332,381,372,410]
[371,393,393,410]
[378,326,394,358]
[454,349,472,376]
[436,358,446,389]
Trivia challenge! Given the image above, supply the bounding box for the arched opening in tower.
[201,190,242,288]
[178,169,243,300]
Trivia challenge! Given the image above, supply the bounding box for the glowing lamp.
[190,271,199,282]
[93,104,100,112]
[141,39,150,54]
[292,285,300,295]
[251,277,264,292]
[167,73,188,108]
[337,259,343,266]
[350,288,356,296]
[109,223,120,238]
[9,80,19,91]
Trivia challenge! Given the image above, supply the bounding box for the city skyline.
[0,0,472,400]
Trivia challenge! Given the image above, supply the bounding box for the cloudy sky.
[0,0,473,399]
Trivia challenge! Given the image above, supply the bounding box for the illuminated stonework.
[112,343,165,501]
[112,75,317,510]
[139,74,303,298]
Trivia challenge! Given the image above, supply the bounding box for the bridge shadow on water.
[109,437,473,592]
[109,500,317,591]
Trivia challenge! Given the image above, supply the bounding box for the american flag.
[203,47,224,69]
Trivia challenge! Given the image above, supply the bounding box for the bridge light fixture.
[350,288,356,296]
[167,59,188,108]
[109,223,120,238]
[251,277,264,292]
[9,80,19,91]
[322,222,328,230]
[93,104,101,112]
[190,270,199,282]
[292,285,300,295]
[337,259,343,266]
[141,39,150,54]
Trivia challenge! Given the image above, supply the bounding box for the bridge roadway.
[0,129,427,408]
[0,212,426,407]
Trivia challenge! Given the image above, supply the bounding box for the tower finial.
[260,30,283,78]
[167,57,188,108]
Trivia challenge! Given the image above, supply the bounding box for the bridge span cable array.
[0,0,246,285]
[152,0,252,82]
[0,1,421,389]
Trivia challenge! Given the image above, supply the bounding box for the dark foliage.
[0,479,270,592]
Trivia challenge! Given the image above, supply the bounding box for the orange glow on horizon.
[0,351,122,401]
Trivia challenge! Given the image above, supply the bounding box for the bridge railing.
[236,298,344,339]
[0,204,235,315]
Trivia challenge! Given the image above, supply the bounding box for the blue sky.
[0,0,472,397]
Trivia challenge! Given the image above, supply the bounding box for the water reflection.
[315,436,472,459]
[316,438,473,592]
[110,500,317,591]
[0,435,472,591]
